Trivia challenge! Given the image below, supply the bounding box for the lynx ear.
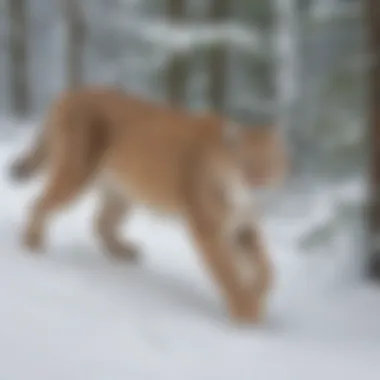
[222,121,243,145]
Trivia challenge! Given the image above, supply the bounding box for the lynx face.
[230,126,289,189]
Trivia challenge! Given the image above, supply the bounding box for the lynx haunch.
[9,86,288,324]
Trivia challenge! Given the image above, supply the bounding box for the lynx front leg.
[185,184,261,323]
[189,221,259,323]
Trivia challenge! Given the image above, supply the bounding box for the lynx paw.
[22,228,44,253]
[229,297,266,325]
[105,240,141,262]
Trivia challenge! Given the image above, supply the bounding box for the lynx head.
[223,122,289,189]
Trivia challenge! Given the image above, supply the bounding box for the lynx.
[9,87,288,324]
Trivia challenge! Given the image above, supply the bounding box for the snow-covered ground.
[1,126,380,380]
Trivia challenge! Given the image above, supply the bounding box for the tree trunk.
[273,0,299,132]
[208,0,229,112]
[8,0,30,117]
[63,0,85,89]
[166,0,187,106]
[366,0,380,279]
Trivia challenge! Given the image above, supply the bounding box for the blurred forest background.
[0,0,368,265]
[3,4,380,377]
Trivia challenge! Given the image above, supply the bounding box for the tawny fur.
[9,86,288,324]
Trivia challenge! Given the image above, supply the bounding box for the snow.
[1,126,380,380]
[116,19,264,55]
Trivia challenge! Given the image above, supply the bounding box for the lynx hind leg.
[94,184,140,261]
[23,157,89,252]
[9,131,46,182]
[233,223,273,323]
[22,112,107,253]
